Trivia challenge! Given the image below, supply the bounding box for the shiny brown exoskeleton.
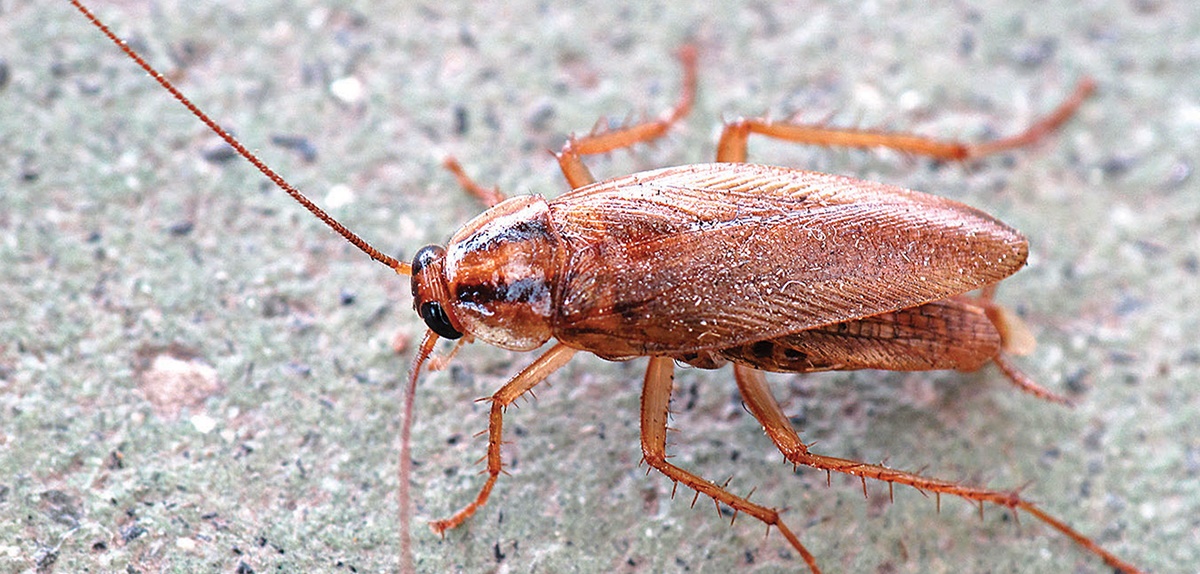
[413,164,1026,365]
[72,2,1140,572]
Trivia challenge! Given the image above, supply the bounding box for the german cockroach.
[70,1,1140,572]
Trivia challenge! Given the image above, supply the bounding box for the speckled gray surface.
[2,1,1194,572]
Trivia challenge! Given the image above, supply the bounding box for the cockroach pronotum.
[69,1,1141,572]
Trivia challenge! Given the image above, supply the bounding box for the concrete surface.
[2,0,1193,572]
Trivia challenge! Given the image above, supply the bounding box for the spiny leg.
[640,357,821,573]
[555,45,698,189]
[731,364,1142,574]
[716,77,1095,163]
[429,343,578,534]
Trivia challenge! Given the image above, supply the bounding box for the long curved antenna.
[70,0,411,276]
[399,331,438,574]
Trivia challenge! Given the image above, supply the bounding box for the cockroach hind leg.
[733,365,1141,573]
[715,76,1094,164]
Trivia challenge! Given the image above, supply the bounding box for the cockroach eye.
[419,301,463,339]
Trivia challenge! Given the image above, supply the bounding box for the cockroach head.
[414,196,560,351]
[411,245,464,339]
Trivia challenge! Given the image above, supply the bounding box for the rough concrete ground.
[2,1,1193,572]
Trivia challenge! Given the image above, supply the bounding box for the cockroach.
[71,1,1141,572]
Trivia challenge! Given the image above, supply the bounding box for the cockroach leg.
[968,78,1096,158]
[640,357,822,572]
[426,336,472,372]
[731,365,1140,574]
[444,46,696,201]
[715,77,1095,163]
[429,343,577,535]
[554,45,698,189]
[442,156,507,207]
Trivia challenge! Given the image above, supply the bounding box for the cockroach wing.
[716,297,1003,373]
[546,163,1027,359]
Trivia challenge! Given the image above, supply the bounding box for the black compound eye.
[419,301,462,339]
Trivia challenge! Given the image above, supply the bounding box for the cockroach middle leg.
[429,343,577,535]
[715,77,1095,163]
[442,157,506,207]
[640,357,822,572]
[554,45,698,189]
[731,365,1142,574]
[442,45,696,201]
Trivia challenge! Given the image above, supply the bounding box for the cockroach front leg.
[731,365,1143,574]
[430,343,577,534]
[716,77,1095,163]
[640,357,822,573]
[555,45,698,189]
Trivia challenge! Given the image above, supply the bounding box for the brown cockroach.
[71,1,1141,572]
